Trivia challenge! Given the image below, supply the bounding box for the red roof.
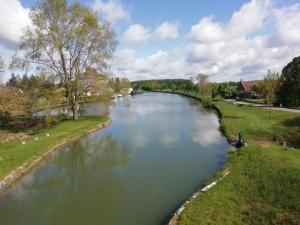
[240,80,261,91]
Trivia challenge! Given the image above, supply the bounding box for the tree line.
[132,79,196,92]
[131,56,300,108]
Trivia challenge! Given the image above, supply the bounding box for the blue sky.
[20,0,248,56]
[1,0,300,81]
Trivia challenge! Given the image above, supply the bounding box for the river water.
[0,92,229,225]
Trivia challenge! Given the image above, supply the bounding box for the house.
[237,79,261,97]
[80,67,109,96]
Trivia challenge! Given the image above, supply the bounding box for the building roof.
[239,80,261,91]
[82,67,108,81]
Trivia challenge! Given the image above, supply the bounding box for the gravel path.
[224,99,300,113]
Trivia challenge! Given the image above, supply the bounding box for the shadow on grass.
[281,116,300,127]
[281,116,300,148]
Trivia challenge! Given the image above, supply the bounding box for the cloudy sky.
[0,0,300,81]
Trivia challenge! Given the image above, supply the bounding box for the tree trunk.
[70,98,79,120]
[268,99,272,120]
[71,108,77,120]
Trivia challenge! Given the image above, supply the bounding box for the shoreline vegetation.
[0,116,111,195]
[163,91,300,225]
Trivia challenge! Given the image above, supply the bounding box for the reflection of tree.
[0,135,131,225]
[79,101,110,116]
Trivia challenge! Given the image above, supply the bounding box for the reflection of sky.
[160,132,180,148]
[101,93,228,153]
[0,93,229,225]
[130,130,149,147]
[190,114,223,146]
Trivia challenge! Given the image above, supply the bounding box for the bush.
[212,83,236,99]
[0,112,13,127]
[213,96,223,101]
[0,114,69,129]
[200,96,214,108]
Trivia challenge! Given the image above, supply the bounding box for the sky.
[1,0,300,82]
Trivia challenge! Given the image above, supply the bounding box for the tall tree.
[6,74,20,87]
[11,0,116,119]
[109,76,131,94]
[262,70,280,120]
[277,56,300,107]
[196,74,211,95]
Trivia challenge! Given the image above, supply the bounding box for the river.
[0,92,229,225]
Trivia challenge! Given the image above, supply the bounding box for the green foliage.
[212,83,236,99]
[0,112,12,127]
[109,76,131,94]
[2,73,65,127]
[196,74,211,95]
[277,56,300,107]
[132,79,196,91]
[0,114,67,130]
[261,70,280,106]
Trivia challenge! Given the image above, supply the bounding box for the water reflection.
[0,93,229,225]
[0,135,131,225]
[35,101,110,117]
[191,115,222,146]
[160,132,180,148]
[80,101,110,116]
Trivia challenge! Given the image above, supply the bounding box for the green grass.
[216,101,300,147]
[179,145,300,225]
[172,92,300,225]
[0,116,108,179]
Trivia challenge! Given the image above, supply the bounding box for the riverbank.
[0,116,111,195]
[166,91,300,225]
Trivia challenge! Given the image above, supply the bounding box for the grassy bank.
[167,92,300,225]
[0,116,109,179]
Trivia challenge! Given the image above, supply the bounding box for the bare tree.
[262,70,280,120]
[11,0,116,119]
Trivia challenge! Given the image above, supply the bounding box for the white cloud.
[189,17,224,43]
[114,0,300,82]
[228,0,271,37]
[274,3,300,45]
[92,0,130,25]
[0,0,30,49]
[189,0,271,43]
[123,24,150,43]
[1,0,300,83]
[153,21,179,40]
[123,21,179,44]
